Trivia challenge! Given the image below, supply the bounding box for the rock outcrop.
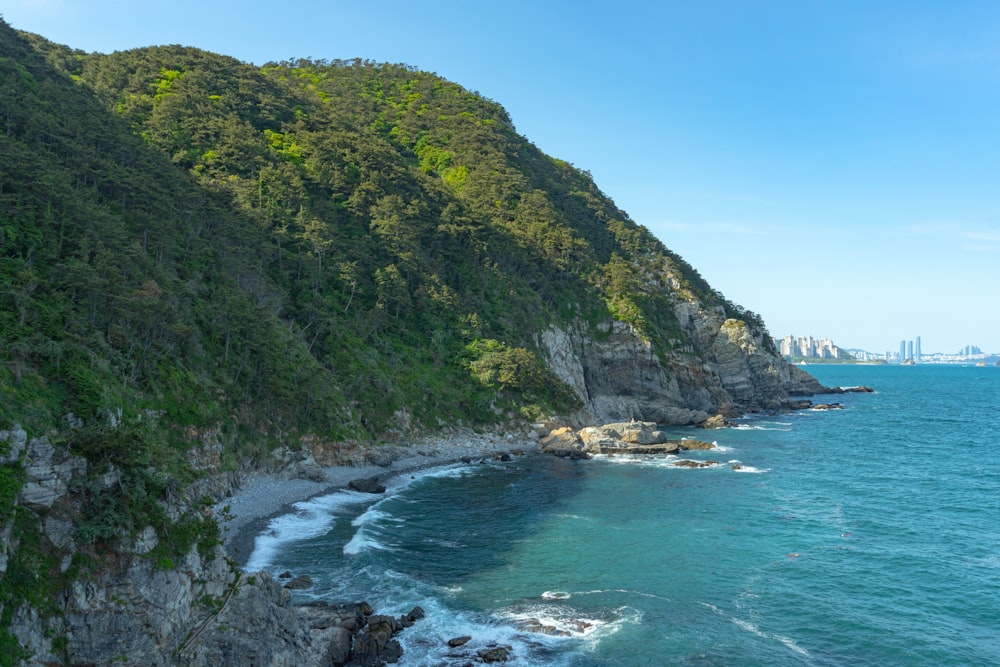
[0,426,423,667]
[540,421,714,457]
[538,304,831,427]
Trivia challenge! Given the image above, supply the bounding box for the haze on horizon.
[5,0,999,354]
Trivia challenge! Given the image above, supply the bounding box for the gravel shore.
[216,432,539,566]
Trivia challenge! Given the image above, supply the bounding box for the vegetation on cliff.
[0,21,778,660]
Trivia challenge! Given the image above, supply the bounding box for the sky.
[4,0,1000,354]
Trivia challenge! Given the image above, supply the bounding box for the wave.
[731,617,810,656]
[499,601,641,642]
[728,460,769,473]
[731,423,792,431]
[246,461,480,569]
[343,526,392,555]
[245,489,375,571]
[699,601,809,657]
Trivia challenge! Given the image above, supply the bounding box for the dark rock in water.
[478,646,512,662]
[548,448,591,460]
[448,635,472,648]
[283,575,313,590]
[460,456,473,464]
[498,452,512,462]
[348,475,386,494]
[828,385,874,394]
[277,571,293,579]
[518,618,571,636]
[679,438,714,450]
[353,615,405,665]
[812,403,843,410]
[700,413,731,429]
[672,459,719,468]
[405,606,425,622]
[788,399,814,410]
[732,464,743,471]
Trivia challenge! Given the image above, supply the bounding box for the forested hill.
[0,21,833,663]
[2,20,786,446]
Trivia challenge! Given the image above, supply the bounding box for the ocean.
[245,365,1000,666]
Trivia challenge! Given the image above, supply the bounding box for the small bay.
[248,365,1000,665]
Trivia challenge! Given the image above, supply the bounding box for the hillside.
[0,21,826,664]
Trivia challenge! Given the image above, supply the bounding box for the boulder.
[679,438,714,450]
[321,626,353,666]
[672,460,719,468]
[577,427,618,452]
[548,449,591,460]
[447,635,472,648]
[700,414,731,429]
[539,427,580,450]
[478,646,512,663]
[284,575,313,590]
[348,476,386,494]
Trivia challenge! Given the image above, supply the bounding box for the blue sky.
[5,1,1000,354]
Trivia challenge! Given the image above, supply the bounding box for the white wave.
[343,526,391,555]
[245,461,481,569]
[541,591,571,600]
[732,618,810,656]
[499,602,641,642]
[731,423,792,431]
[728,461,769,473]
[351,507,390,526]
[244,490,375,571]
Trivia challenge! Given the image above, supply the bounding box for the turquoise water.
[247,365,1000,665]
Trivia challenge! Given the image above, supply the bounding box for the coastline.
[216,432,540,567]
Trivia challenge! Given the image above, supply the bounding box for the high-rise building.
[908,340,914,361]
[900,340,906,362]
[915,336,921,363]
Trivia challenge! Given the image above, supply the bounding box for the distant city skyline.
[781,332,992,360]
[4,1,1000,353]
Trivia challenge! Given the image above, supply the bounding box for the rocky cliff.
[539,301,827,426]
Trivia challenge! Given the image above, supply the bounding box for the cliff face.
[540,301,827,426]
[0,425,348,666]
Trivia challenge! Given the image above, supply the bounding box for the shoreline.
[216,432,540,567]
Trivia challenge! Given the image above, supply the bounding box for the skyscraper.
[915,336,921,363]
[900,340,906,362]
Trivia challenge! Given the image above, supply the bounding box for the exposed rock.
[544,421,711,457]
[322,626,353,666]
[353,614,405,666]
[812,403,843,410]
[547,448,592,460]
[672,459,720,468]
[537,310,836,427]
[827,385,874,394]
[18,436,87,510]
[700,414,731,429]
[478,646,512,663]
[348,475,386,494]
[284,574,314,590]
[577,426,619,451]
[0,424,28,463]
[539,427,580,450]
[601,443,681,456]
[448,635,472,648]
[679,438,715,450]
